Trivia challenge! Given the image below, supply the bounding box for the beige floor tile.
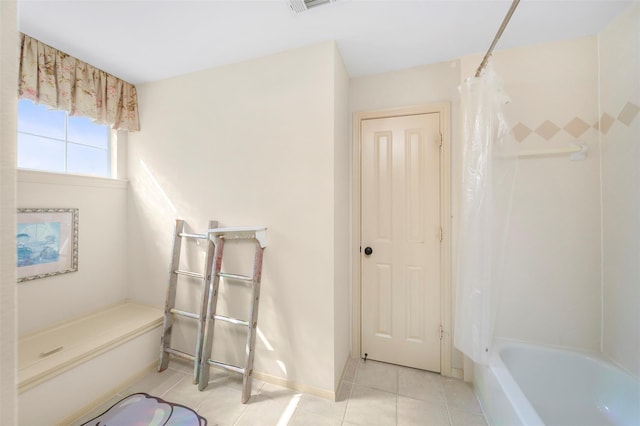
[119,368,187,397]
[336,381,353,402]
[167,357,199,375]
[234,390,303,426]
[207,371,265,395]
[343,384,397,426]
[71,394,125,426]
[297,392,347,421]
[194,384,249,426]
[72,357,490,426]
[397,396,450,426]
[398,367,445,403]
[449,408,487,426]
[442,379,482,414]
[257,382,301,401]
[354,360,399,393]
[288,408,342,426]
[160,375,218,409]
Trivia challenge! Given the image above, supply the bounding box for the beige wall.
[127,41,349,394]
[599,3,640,378]
[350,59,461,115]
[333,46,351,386]
[16,172,129,335]
[350,36,605,369]
[460,37,602,352]
[0,0,18,423]
[350,59,463,371]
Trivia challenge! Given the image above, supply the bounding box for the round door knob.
[364,246,373,256]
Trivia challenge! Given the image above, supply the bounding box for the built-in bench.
[18,302,164,425]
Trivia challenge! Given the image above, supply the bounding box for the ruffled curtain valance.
[18,33,140,131]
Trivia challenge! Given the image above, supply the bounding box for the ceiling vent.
[289,0,336,14]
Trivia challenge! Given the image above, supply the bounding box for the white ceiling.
[18,0,634,85]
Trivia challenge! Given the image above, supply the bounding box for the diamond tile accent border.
[563,117,591,138]
[617,102,640,126]
[598,113,616,134]
[535,120,561,140]
[510,100,638,142]
[511,123,532,142]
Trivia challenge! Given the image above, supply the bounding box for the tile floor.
[73,358,488,426]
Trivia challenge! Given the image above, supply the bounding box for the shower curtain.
[454,62,517,365]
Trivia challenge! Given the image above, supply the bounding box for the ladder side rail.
[159,219,185,372]
[241,241,265,403]
[198,235,225,391]
[193,220,218,384]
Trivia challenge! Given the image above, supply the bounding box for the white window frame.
[17,100,113,178]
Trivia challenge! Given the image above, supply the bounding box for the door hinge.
[439,226,443,242]
[440,324,444,340]
[439,133,443,147]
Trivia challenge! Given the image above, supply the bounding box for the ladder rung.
[218,272,253,282]
[179,232,207,239]
[214,315,249,327]
[175,270,204,279]
[170,308,200,320]
[206,359,245,375]
[164,347,196,362]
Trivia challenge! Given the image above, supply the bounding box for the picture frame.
[17,208,78,283]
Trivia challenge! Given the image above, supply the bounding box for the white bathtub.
[475,341,640,426]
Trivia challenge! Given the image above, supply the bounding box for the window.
[18,99,111,177]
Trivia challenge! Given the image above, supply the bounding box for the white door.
[361,113,441,372]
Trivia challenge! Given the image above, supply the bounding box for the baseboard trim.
[252,370,335,401]
[333,355,355,401]
[451,367,464,380]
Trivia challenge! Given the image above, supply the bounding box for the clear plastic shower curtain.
[454,63,517,365]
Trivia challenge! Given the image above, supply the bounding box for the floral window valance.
[18,33,140,131]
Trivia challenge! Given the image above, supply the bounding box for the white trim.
[451,367,464,380]
[17,169,128,189]
[351,103,453,377]
[252,370,335,400]
[333,355,355,401]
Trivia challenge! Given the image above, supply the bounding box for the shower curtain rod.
[475,0,521,77]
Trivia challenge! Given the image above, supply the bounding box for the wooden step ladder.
[197,226,267,404]
[158,219,217,385]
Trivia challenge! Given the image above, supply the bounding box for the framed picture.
[17,208,78,283]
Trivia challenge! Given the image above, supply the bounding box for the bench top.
[19,302,163,393]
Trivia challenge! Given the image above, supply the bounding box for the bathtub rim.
[489,338,640,426]
[489,339,545,425]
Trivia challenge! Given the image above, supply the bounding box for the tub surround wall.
[17,171,129,335]
[460,37,602,353]
[599,3,640,378]
[127,42,350,395]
